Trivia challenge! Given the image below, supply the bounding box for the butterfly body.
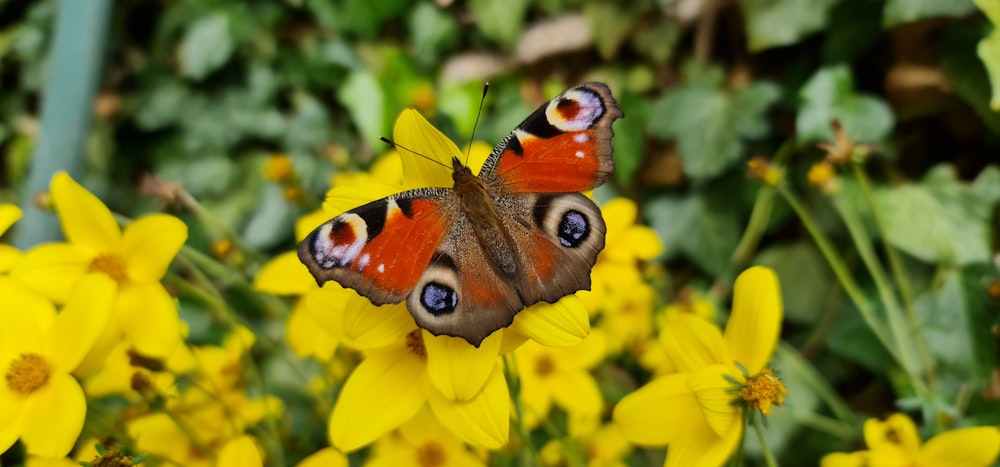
[300,83,622,346]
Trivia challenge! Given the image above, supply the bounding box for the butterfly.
[299,82,623,347]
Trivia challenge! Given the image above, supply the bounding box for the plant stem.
[503,354,536,466]
[752,415,778,467]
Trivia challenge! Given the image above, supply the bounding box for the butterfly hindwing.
[480,82,622,193]
[298,188,456,304]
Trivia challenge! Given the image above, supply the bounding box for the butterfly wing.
[479,82,623,192]
[298,188,456,304]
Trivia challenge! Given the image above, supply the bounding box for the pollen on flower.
[739,369,786,416]
[88,253,128,283]
[6,353,51,394]
[405,330,427,359]
[416,441,446,467]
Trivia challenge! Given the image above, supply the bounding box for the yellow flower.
[613,266,783,467]
[264,154,295,182]
[365,408,485,467]
[295,447,349,467]
[0,274,116,457]
[540,424,633,467]
[821,413,1000,467]
[514,330,606,435]
[13,172,188,361]
[218,435,263,467]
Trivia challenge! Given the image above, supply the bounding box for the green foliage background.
[1,0,999,465]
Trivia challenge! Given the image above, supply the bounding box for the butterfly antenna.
[463,82,490,167]
[380,137,452,170]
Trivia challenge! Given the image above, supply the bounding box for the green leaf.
[649,66,780,181]
[875,164,1000,266]
[753,242,835,324]
[469,0,530,48]
[179,13,233,80]
[914,265,998,392]
[409,3,459,68]
[584,1,645,59]
[286,92,334,152]
[797,65,894,144]
[337,70,385,147]
[645,192,742,277]
[941,20,1000,133]
[826,297,893,371]
[612,90,649,185]
[884,0,977,27]
[975,0,1000,110]
[741,0,839,52]
[822,0,884,63]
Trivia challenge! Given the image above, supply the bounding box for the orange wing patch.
[495,130,606,193]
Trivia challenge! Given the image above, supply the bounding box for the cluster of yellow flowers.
[3,110,998,467]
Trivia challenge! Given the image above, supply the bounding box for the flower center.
[406,330,427,359]
[534,355,556,377]
[88,253,127,283]
[417,442,446,467]
[739,369,786,416]
[6,353,51,394]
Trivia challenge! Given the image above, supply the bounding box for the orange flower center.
[739,369,786,416]
[6,353,51,394]
[417,441,446,467]
[406,330,427,359]
[534,355,556,377]
[88,253,127,283]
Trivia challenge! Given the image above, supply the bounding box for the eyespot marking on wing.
[557,210,590,247]
[311,213,368,269]
[545,88,605,132]
[421,282,458,316]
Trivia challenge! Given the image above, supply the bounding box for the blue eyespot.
[421,282,457,316]
[557,210,589,247]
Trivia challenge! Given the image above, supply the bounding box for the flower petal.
[819,451,870,467]
[547,371,603,420]
[921,426,1000,467]
[424,330,501,401]
[427,363,509,449]
[0,203,21,236]
[322,183,403,217]
[254,251,318,295]
[306,286,414,350]
[218,435,263,467]
[687,364,740,438]
[286,299,337,360]
[296,209,334,242]
[613,373,701,446]
[46,274,116,372]
[11,243,92,304]
[0,244,22,272]
[20,372,86,457]
[724,266,782,374]
[0,277,54,354]
[665,413,742,467]
[50,172,121,252]
[117,282,182,358]
[621,225,664,260]
[0,378,28,454]
[328,349,426,451]
[864,413,920,454]
[295,447,349,467]
[512,295,590,347]
[660,313,728,372]
[121,214,187,283]
[394,109,459,188]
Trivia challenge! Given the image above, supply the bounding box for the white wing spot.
[575,151,585,158]
[357,253,371,271]
[377,264,385,273]
[574,133,590,143]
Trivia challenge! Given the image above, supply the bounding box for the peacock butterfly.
[299,82,623,347]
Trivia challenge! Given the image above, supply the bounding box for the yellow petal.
[511,295,590,347]
[424,330,501,401]
[322,183,402,216]
[11,243,92,304]
[117,282,182,358]
[294,447,349,467]
[0,244,22,272]
[50,172,121,252]
[921,426,1000,467]
[613,373,701,446]
[26,457,82,467]
[548,328,607,370]
[393,109,458,187]
[286,300,337,360]
[0,203,21,236]
[547,371,603,419]
[218,435,263,467]
[864,413,920,454]
[427,363,509,449]
[121,214,187,283]
[724,266,782,374]
[660,313,728,372]
[328,349,427,451]
[601,198,638,238]
[254,251,318,295]
[0,277,54,354]
[71,313,122,378]
[621,225,664,260]
[306,285,415,350]
[20,372,86,457]
[46,274,116,372]
[687,364,740,438]
[0,378,29,454]
[665,413,742,467]
[819,451,870,467]
[296,208,334,242]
